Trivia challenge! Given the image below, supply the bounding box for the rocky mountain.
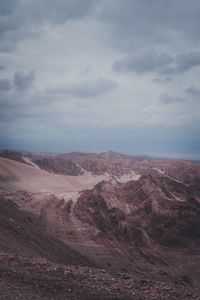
[0,150,28,165]
[0,151,200,299]
[30,150,147,176]
[75,176,200,248]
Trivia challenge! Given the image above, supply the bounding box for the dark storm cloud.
[1,0,200,53]
[113,50,200,75]
[97,0,200,47]
[0,0,18,36]
[33,0,95,22]
[47,78,118,98]
[0,79,11,91]
[0,0,95,52]
[1,0,200,57]
[102,1,200,80]
[160,51,200,75]
[0,0,95,27]
[175,51,200,72]
[14,71,35,90]
[0,0,17,16]
[112,52,173,73]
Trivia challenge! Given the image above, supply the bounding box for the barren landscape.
[0,150,200,299]
[1,0,200,298]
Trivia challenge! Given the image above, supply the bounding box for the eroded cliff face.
[74,175,200,248]
[0,150,146,176]
[31,156,84,176]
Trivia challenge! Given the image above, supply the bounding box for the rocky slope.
[29,150,147,176]
[0,150,28,165]
[1,255,199,300]
[29,151,200,189]
[0,151,200,299]
[31,156,84,176]
[74,176,200,248]
[0,196,91,266]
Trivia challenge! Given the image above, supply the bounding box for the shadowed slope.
[0,196,92,266]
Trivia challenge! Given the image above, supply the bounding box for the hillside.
[0,152,200,299]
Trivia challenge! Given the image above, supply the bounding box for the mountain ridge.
[0,151,200,299]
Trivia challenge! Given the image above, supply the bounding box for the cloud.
[0,0,17,16]
[113,50,200,76]
[0,66,6,71]
[160,89,200,104]
[0,0,200,158]
[154,77,173,83]
[112,52,173,74]
[0,79,11,91]
[14,71,35,90]
[47,78,118,98]
[0,0,96,53]
[24,0,95,23]
[2,0,200,53]
[161,51,200,75]
[176,51,200,72]
[0,0,18,38]
[97,0,200,49]
[160,93,185,104]
[185,86,200,98]
[1,0,200,56]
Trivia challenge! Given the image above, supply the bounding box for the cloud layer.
[0,0,200,158]
[47,78,118,98]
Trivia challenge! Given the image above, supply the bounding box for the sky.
[0,0,200,159]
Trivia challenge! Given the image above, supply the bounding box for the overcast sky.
[0,0,200,158]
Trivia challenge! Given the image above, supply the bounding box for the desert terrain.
[0,150,200,299]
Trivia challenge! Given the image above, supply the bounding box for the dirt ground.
[0,255,200,300]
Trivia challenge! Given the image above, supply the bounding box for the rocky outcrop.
[30,151,147,176]
[0,150,28,164]
[74,175,200,248]
[31,156,84,176]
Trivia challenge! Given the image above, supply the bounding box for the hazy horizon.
[0,1,200,160]
[1,146,200,162]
